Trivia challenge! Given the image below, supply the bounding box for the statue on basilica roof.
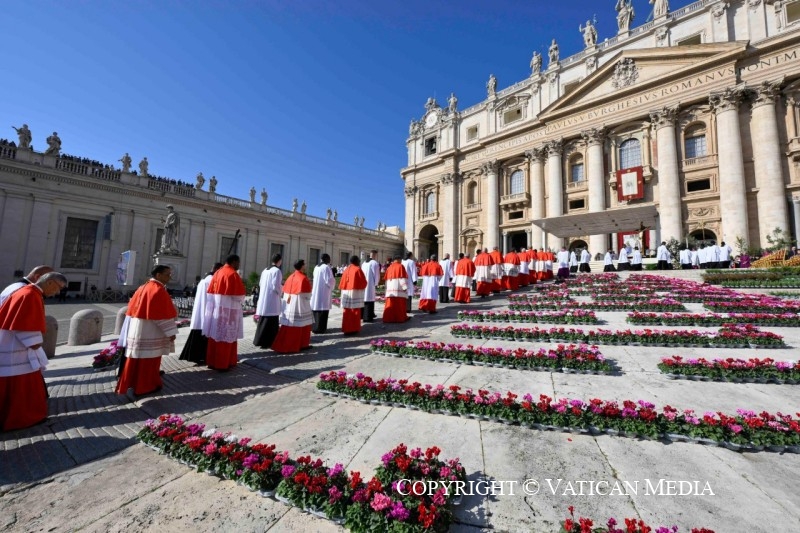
[650,0,669,18]
[530,51,542,76]
[548,39,560,66]
[487,74,497,97]
[579,19,597,48]
[616,0,635,32]
[12,124,31,149]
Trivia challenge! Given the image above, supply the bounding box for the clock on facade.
[424,112,438,128]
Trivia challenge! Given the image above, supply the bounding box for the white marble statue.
[250,187,256,202]
[530,51,542,76]
[333,210,338,222]
[292,198,298,212]
[195,172,205,189]
[45,131,61,156]
[616,0,635,32]
[160,205,180,253]
[301,200,307,214]
[486,74,497,97]
[650,0,669,18]
[579,19,597,48]
[326,208,332,221]
[139,157,149,177]
[118,153,132,173]
[261,188,267,206]
[548,39,560,66]
[12,124,32,149]
[448,93,458,113]
[209,175,217,193]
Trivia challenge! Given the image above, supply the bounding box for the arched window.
[509,170,524,195]
[424,191,436,214]
[569,154,584,183]
[467,181,478,205]
[619,138,642,169]
[684,124,707,159]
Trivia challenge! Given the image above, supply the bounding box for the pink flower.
[371,492,393,511]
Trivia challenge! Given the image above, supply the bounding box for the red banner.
[616,167,644,202]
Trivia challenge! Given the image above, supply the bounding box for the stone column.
[441,173,459,258]
[793,196,800,244]
[650,105,682,242]
[404,185,417,252]
[482,160,500,250]
[525,147,546,249]
[545,140,564,248]
[711,87,749,244]
[751,80,790,247]
[582,128,607,255]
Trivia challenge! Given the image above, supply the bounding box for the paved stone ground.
[2,272,800,532]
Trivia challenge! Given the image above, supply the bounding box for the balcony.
[682,154,717,170]
[500,192,530,208]
[566,180,588,191]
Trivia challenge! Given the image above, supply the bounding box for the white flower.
[225,434,239,443]
[201,428,217,438]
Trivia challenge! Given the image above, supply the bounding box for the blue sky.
[3,0,694,230]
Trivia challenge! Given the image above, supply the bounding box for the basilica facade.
[402,0,800,259]
[0,144,402,295]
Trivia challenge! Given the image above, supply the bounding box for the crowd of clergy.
[1,245,587,432]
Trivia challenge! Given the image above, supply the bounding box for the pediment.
[539,42,748,120]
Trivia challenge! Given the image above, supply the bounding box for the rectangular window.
[503,108,523,125]
[686,178,711,193]
[220,237,238,262]
[60,217,98,269]
[508,211,524,220]
[309,247,321,267]
[424,137,437,156]
[788,1,800,24]
[678,34,702,46]
[568,199,586,210]
[466,126,478,141]
[684,136,707,159]
[270,243,285,261]
[571,163,585,183]
[340,251,350,266]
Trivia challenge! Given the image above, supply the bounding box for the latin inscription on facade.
[462,47,800,164]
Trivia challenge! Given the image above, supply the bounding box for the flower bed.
[92,339,124,369]
[138,414,466,531]
[627,311,800,328]
[561,507,715,533]
[704,299,800,313]
[317,372,800,452]
[369,339,614,374]
[457,309,598,325]
[507,298,687,313]
[769,291,800,299]
[658,356,800,384]
[450,323,786,348]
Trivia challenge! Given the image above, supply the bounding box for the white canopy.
[531,204,659,238]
